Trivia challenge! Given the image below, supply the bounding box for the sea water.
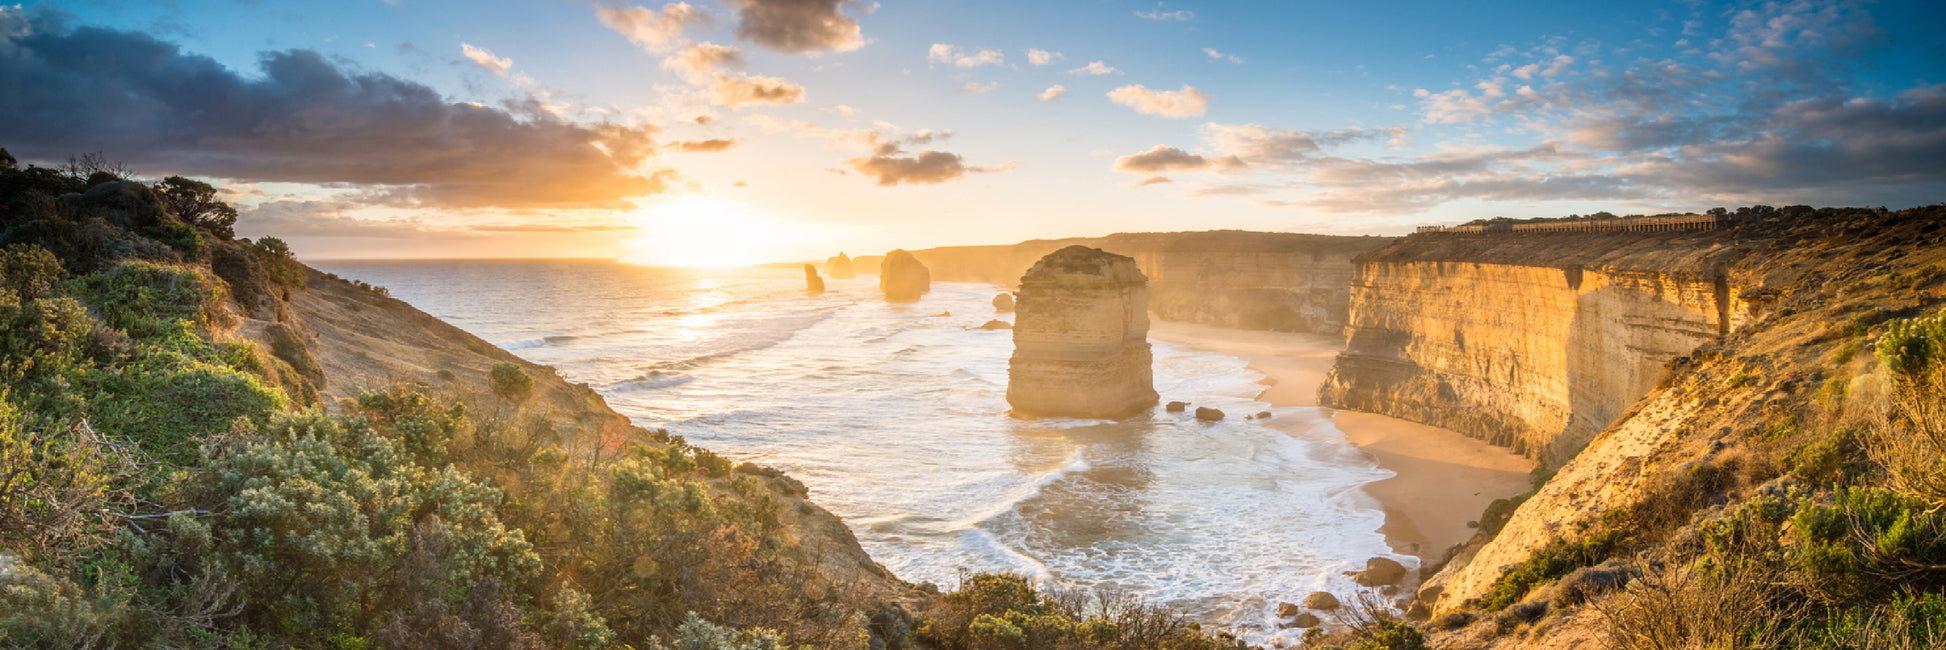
[317,259,1406,644]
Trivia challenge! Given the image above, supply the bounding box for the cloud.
[845,150,967,186]
[844,150,1017,186]
[0,18,671,210]
[1107,84,1209,118]
[1203,47,1243,64]
[661,42,744,81]
[1111,145,1243,174]
[1068,60,1120,75]
[1136,5,1193,21]
[1026,48,1061,65]
[236,200,459,239]
[1038,85,1066,101]
[1131,176,1171,187]
[724,0,866,54]
[710,73,805,106]
[460,42,512,75]
[962,81,998,94]
[1201,123,1383,165]
[595,1,710,53]
[928,43,1002,68]
[674,138,738,152]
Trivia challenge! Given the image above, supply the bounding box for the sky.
[3,0,1943,262]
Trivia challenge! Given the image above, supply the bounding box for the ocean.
[316,259,1404,644]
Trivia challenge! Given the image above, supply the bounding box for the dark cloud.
[235,200,462,239]
[710,73,804,106]
[675,138,739,152]
[1111,145,1243,174]
[846,150,967,186]
[725,0,866,54]
[844,149,1016,186]
[0,13,670,210]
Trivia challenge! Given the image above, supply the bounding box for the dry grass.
[1596,558,1807,650]
[1865,363,1946,505]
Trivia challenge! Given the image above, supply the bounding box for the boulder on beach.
[1284,612,1321,629]
[1005,246,1158,418]
[1195,407,1225,421]
[1165,401,1189,413]
[978,320,1012,330]
[993,292,1015,312]
[825,252,857,279]
[1255,411,1272,420]
[880,249,931,301]
[804,264,825,293]
[1353,557,1408,587]
[1304,591,1340,610]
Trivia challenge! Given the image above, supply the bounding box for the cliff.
[865,231,1394,335]
[1006,246,1158,418]
[1345,207,1946,648]
[1319,231,1753,466]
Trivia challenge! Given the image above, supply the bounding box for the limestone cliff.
[880,231,1393,335]
[1342,208,1946,645]
[880,248,930,301]
[1319,232,1752,466]
[1006,246,1158,418]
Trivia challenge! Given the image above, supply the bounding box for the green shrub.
[1790,487,1946,603]
[72,261,224,341]
[1480,530,1626,612]
[490,362,535,404]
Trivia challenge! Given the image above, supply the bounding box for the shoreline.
[1147,320,1533,565]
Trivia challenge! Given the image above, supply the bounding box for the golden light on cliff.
[620,196,790,268]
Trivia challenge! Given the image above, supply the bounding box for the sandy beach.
[1149,320,1534,564]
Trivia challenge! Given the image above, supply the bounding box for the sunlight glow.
[619,197,800,268]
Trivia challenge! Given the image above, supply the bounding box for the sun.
[619,196,792,268]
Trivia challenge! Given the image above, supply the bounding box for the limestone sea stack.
[1006,245,1158,418]
[803,264,825,293]
[992,292,1015,312]
[825,252,857,279]
[880,249,931,301]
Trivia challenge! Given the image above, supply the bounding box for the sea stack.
[880,249,930,301]
[1006,245,1158,418]
[992,292,1015,312]
[825,252,857,279]
[804,264,825,293]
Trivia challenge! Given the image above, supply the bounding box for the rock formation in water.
[803,264,824,293]
[992,292,1014,312]
[1006,246,1158,418]
[825,252,857,279]
[977,320,1011,330]
[879,249,930,301]
[1194,407,1224,421]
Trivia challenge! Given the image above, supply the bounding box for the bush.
[1480,531,1626,612]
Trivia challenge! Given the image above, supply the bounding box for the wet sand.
[1149,321,1534,564]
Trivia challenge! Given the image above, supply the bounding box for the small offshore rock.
[977,320,1012,330]
[993,292,1015,312]
[1354,557,1408,587]
[1165,401,1189,412]
[1303,591,1339,610]
[1194,407,1225,421]
[932,311,951,317]
[1255,411,1272,420]
[804,264,825,293]
[1283,612,1321,629]
[1277,602,1301,618]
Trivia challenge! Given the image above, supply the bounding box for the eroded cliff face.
[1320,234,1750,467]
[1385,209,1946,636]
[893,231,1393,335]
[1007,246,1159,418]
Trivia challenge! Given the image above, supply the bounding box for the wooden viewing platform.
[1416,213,1728,235]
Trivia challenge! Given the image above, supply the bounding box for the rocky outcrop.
[1319,231,1754,466]
[804,264,824,293]
[879,249,930,301]
[993,292,1014,312]
[1006,246,1158,418]
[825,252,856,279]
[865,231,1394,335]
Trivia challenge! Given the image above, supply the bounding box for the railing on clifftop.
[1415,213,1730,235]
